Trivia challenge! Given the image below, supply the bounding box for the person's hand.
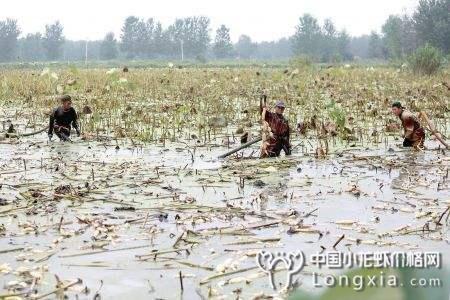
[297,122,305,134]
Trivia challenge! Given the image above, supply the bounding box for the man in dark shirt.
[391,101,425,149]
[48,95,80,141]
[260,100,291,157]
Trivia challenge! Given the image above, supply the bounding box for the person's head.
[391,101,404,116]
[60,95,72,110]
[275,100,286,115]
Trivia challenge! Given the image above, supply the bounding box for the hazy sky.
[1,0,418,42]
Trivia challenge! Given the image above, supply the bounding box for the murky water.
[0,133,448,299]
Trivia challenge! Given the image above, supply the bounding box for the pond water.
[0,133,448,299]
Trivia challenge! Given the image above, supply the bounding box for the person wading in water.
[260,99,291,157]
[391,101,425,149]
[48,95,80,142]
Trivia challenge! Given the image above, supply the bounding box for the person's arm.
[259,95,267,115]
[264,109,274,122]
[403,116,415,140]
[48,109,55,137]
[71,109,80,136]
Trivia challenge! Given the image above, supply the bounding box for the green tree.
[0,18,21,62]
[382,15,403,59]
[185,16,211,59]
[152,22,166,57]
[399,14,418,56]
[368,31,385,59]
[337,30,352,61]
[321,18,338,62]
[20,33,44,61]
[143,18,157,57]
[165,16,211,59]
[135,18,153,57]
[413,0,450,53]
[292,14,322,60]
[120,17,160,58]
[43,21,65,60]
[120,16,141,58]
[100,32,118,60]
[163,19,184,58]
[213,25,234,59]
[235,35,257,59]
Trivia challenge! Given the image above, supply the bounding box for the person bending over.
[48,95,80,141]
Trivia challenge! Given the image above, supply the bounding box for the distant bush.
[408,44,443,75]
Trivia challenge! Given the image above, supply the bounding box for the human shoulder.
[401,110,414,120]
[51,107,60,115]
[275,113,288,122]
[264,110,274,120]
[401,110,418,127]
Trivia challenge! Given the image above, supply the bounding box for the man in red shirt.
[260,100,291,158]
[391,101,425,149]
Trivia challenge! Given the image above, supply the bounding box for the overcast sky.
[1,0,418,42]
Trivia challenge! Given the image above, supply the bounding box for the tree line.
[291,0,449,61]
[0,0,447,63]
